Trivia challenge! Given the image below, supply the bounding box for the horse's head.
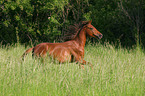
[84,20,103,39]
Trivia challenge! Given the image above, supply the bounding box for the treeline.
[0,0,145,47]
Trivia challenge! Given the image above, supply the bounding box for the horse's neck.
[74,28,86,48]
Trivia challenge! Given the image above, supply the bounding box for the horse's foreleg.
[80,60,93,70]
[70,50,93,69]
[75,57,93,69]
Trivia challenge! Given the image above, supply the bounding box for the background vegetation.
[1,0,145,47]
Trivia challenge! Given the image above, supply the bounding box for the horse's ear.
[81,21,88,26]
[88,20,92,24]
[81,20,92,26]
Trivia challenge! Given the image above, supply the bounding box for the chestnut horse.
[21,20,103,69]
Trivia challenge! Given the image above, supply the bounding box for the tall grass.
[0,43,144,96]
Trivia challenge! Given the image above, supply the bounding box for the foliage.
[117,0,145,47]
[0,0,68,44]
[0,0,145,47]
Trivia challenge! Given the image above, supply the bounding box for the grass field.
[0,43,144,96]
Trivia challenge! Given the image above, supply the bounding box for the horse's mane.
[64,21,89,41]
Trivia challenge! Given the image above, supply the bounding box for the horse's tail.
[21,47,34,60]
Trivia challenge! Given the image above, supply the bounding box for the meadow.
[0,43,144,96]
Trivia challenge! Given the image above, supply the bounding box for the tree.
[1,0,145,48]
[0,0,68,44]
[118,0,145,47]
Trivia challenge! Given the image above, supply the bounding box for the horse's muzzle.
[94,34,103,39]
[98,34,103,39]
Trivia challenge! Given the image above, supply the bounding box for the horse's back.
[33,42,72,63]
[33,43,49,57]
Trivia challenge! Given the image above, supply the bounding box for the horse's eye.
[89,28,93,30]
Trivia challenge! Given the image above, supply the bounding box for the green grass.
[0,43,144,96]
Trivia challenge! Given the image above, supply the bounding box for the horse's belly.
[49,48,71,63]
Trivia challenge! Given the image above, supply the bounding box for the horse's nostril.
[99,34,103,39]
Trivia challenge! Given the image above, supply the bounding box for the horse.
[21,20,103,69]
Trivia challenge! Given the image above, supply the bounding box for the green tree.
[118,0,145,47]
[1,0,145,48]
[0,0,68,44]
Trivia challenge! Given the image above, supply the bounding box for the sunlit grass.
[0,43,144,96]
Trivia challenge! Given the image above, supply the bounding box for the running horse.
[21,20,103,69]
